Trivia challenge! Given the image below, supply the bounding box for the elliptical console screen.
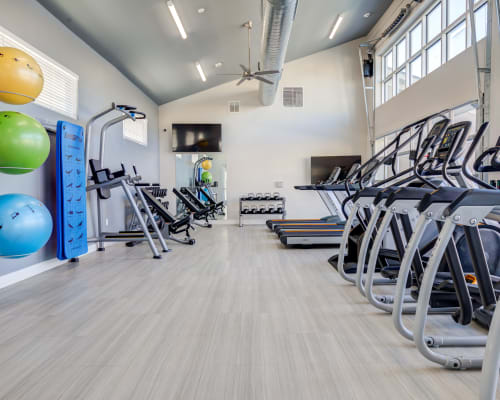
[419,119,450,153]
[437,125,464,160]
[428,120,449,138]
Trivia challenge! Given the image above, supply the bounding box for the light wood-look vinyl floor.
[0,225,496,400]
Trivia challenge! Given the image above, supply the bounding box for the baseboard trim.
[0,243,99,290]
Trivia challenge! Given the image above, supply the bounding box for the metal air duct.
[259,0,298,106]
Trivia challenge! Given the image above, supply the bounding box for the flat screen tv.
[172,123,222,152]
[311,155,361,184]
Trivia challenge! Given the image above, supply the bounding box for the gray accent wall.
[0,0,160,275]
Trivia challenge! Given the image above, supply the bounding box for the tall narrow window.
[427,40,442,73]
[474,3,488,41]
[396,69,406,94]
[410,56,422,84]
[396,39,407,68]
[448,0,466,24]
[410,23,422,56]
[384,51,393,78]
[447,20,466,60]
[384,79,393,102]
[427,4,442,42]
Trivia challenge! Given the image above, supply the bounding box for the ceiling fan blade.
[240,64,250,73]
[236,77,246,86]
[254,70,280,76]
[216,73,244,76]
[253,75,274,85]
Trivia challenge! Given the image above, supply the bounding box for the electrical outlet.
[275,181,284,188]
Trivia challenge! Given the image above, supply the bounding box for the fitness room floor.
[0,225,491,399]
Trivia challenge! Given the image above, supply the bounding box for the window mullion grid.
[376,0,487,106]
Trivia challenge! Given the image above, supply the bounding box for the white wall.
[159,39,368,224]
[0,0,160,274]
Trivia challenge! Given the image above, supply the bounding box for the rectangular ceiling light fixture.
[329,15,344,40]
[196,62,207,82]
[167,0,187,39]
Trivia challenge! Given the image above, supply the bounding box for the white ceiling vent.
[229,101,240,113]
[283,87,303,107]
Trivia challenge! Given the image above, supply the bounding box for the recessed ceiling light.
[214,62,223,68]
[166,0,187,40]
[198,7,206,14]
[363,12,372,18]
[329,15,344,40]
[196,62,207,82]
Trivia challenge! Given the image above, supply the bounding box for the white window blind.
[123,118,148,146]
[0,25,79,119]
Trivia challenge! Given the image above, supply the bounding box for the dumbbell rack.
[239,195,286,227]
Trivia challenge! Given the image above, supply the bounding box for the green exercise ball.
[201,171,213,184]
[0,111,50,174]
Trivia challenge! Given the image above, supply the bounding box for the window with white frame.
[0,25,79,119]
[380,0,488,105]
[123,118,148,146]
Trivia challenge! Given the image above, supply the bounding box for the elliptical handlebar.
[344,114,437,196]
[462,122,495,189]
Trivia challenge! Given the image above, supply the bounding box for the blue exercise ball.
[0,194,53,258]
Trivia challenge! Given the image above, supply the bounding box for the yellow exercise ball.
[0,47,44,105]
[201,159,212,170]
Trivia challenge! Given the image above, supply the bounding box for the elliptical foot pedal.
[98,247,105,252]
[153,255,162,259]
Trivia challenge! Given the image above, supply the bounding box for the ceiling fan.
[218,21,280,86]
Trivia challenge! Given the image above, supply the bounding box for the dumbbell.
[259,205,267,214]
[268,204,277,213]
[264,192,272,200]
[276,205,283,213]
[272,192,281,200]
[250,206,259,214]
[255,192,263,200]
[246,193,256,200]
[242,205,250,214]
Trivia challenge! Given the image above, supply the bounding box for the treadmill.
[278,166,380,246]
[278,138,408,247]
[266,164,358,232]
